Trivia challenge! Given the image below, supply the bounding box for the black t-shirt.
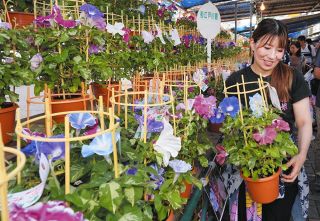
[226,66,310,131]
[314,49,320,107]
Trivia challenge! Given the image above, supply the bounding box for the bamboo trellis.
[223,75,269,146]
[0,127,26,221]
[110,86,176,143]
[16,96,120,195]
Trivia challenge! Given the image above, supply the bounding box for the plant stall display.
[213,80,298,203]
[0,22,35,144]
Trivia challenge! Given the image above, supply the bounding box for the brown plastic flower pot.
[241,168,281,204]
[0,103,18,144]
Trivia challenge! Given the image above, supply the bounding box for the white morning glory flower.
[141,30,154,44]
[249,93,264,117]
[106,22,125,36]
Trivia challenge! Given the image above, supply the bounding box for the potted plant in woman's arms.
[0,23,34,143]
[213,93,298,203]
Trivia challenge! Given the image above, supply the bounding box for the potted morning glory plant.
[213,93,298,203]
[0,21,35,144]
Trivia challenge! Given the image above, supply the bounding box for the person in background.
[298,35,316,71]
[312,46,320,191]
[225,19,312,221]
[289,41,305,73]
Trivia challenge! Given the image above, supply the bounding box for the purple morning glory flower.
[149,164,165,190]
[68,113,97,130]
[22,128,46,143]
[83,119,100,136]
[80,4,104,19]
[168,159,192,183]
[123,28,131,43]
[35,134,65,162]
[209,108,225,124]
[35,5,77,28]
[127,167,138,175]
[88,44,104,55]
[135,114,164,133]
[3,57,14,64]
[0,21,11,30]
[81,132,120,157]
[10,201,88,221]
[30,53,43,71]
[168,159,192,173]
[219,97,239,118]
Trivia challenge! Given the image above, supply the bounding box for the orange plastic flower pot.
[241,168,281,204]
[51,96,88,123]
[166,210,175,221]
[7,12,34,28]
[0,103,18,144]
[180,180,192,199]
[91,82,120,108]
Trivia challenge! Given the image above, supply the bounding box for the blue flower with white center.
[68,113,96,130]
[219,96,239,118]
[209,108,225,124]
[149,164,165,190]
[249,93,264,117]
[81,132,120,161]
[80,4,104,19]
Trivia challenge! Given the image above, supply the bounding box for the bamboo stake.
[170,86,176,136]
[0,126,9,221]
[143,90,148,143]
[124,88,128,129]
[45,98,52,137]
[241,75,248,109]
[64,116,70,195]
[109,107,119,178]
[99,96,105,130]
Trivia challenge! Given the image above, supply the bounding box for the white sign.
[196,2,221,39]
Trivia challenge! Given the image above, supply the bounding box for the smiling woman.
[224,18,312,221]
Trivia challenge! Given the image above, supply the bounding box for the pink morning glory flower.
[252,126,277,145]
[193,95,217,119]
[272,118,290,131]
[10,201,88,221]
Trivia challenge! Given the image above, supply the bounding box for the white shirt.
[301,43,316,64]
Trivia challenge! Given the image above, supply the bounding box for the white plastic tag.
[268,84,281,111]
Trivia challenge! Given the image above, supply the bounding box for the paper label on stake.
[7,154,50,208]
[268,84,281,111]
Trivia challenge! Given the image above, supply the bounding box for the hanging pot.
[241,168,281,204]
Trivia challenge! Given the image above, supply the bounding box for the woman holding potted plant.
[224,19,312,221]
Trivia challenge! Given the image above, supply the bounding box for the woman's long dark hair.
[289,41,302,57]
[252,18,292,102]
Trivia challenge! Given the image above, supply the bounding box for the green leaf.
[166,190,183,210]
[124,187,143,206]
[99,181,123,213]
[118,212,142,221]
[73,55,82,64]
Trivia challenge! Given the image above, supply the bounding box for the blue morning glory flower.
[21,141,37,157]
[81,132,120,157]
[249,93,264,117]
[209,108,225,124]
[68,113,97,130]
[35,134,65,162]
[127,167,138,175]
[80,4,104,19]
[219,97,239,118]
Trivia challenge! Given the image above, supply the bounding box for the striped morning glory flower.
[149,164,165,190]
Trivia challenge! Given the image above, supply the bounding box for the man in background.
[298,35,316,71]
